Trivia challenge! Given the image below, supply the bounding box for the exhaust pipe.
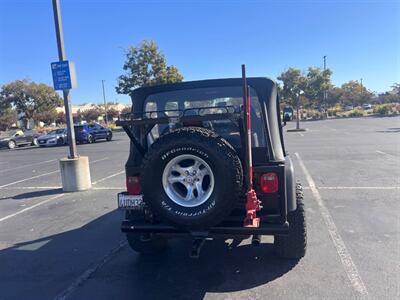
[251,234,261,246]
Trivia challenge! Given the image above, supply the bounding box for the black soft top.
[129,77,285,162]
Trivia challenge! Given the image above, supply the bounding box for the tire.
[126,233,168,255]
[8,140,16,149]
[31,138,38,146]
[274,183,307,259]
[106,132,112,141]
[87,135,94,144]
[57,138,64,146]
[141,127,243,230]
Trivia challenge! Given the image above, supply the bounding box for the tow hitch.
[242,65,262,228]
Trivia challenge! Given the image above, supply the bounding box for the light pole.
[296,90,304,130]
[101,80,108,125]
[323,55,327,116]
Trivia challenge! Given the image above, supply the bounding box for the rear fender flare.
[285,156,296,212]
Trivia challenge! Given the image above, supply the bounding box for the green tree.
[116,40,184,95]
[81,108,102,122]
[0,80,63,125]
[33,109,58,125]
[339,80,373,106]
[277,68,307,107]
[304,67,333,108]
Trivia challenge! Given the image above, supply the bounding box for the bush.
[373,104,391,115]
[348,109,364,117]
[0,112,17,131]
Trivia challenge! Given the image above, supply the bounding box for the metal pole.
[296,94,300,130]
[241,64,252,190]
[323,55,327,113]
[360,78,363,105]
[102,80,108,125]
[52,0,77,159]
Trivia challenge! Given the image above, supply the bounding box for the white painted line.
[295,152,368,296]
[376,150,397,158]
[298,132,304,137]
[318,186,400,190]
[0,193,65,223]
[0,157,109,189]
[53,240,127,300]
[0,158,58,173]
[92,170,125,185]
[0,170,59,188]
[0,186,125,190]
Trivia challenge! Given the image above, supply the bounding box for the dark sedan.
[0,129,40,149]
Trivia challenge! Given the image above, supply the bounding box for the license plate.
[117,193,144,210]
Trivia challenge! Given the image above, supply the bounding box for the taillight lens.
[260,172,279,193]
[126,176,141,195]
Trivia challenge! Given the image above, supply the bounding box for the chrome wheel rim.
[162,154,214,207]
[8,141,15,149]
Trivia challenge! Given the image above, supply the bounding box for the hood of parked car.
[38,134,59,140]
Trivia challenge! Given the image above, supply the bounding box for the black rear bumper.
[121,220,289,237]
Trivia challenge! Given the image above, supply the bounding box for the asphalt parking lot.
[0,117,399,300]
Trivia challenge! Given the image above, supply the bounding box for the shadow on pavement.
[11,188,63,200]
[0,208,299,300]
[121,239,299,300]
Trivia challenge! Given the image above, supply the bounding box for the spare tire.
[141,127,243,230]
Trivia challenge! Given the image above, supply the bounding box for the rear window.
[143,86,266,148]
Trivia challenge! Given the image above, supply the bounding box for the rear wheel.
[8,140,16,149]
[31,138,38,146]
[87,134,94,144]
[274,183,307,259]
[106,132,112,141]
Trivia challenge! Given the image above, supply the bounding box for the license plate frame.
[117,193,144,210]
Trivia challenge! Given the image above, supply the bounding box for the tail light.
[126,176,141,195]
[260,172,278,193]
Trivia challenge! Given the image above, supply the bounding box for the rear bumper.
[121,220,289,236]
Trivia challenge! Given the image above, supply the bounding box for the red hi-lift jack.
[241,65,262,228]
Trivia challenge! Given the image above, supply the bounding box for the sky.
[0,0,399,105]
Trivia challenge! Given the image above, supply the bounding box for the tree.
[116,40,184,95]
[0,80,63,127]
[81,108,102,122]
[303,67,333,108]
[339,80,373,106]
[33,109,58,125]
[56,111,66,124]
[0,109,17,131]
[277,68,307,107]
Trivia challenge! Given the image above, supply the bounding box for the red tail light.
[260,172,279,193]
[126,176,141,195]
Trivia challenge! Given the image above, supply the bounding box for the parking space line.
[0,186,125,190]
[376,150,397,158]
[317,186,399,190]
[0,158,58,173]
[295,152,368,296]
[0,194,65,223]
[0,157,109,189]
[92,170,125,185]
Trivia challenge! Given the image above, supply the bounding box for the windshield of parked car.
[49,129,65,134]
[144,86,266,147]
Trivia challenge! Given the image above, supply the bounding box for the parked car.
[362,103,372,109]
[37,128,68,147]
[344,105,354,111]
[0,129,39,149]
[74,123,112,144]
[283,106,294,122]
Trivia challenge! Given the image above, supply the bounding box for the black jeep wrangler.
[116,68,306,259]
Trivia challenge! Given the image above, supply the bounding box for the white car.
[37,128,68,147]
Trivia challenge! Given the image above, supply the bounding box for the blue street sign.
[51,60,77,90]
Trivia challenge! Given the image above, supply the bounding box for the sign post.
[52,0,77,159]
[52,0,91,192]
